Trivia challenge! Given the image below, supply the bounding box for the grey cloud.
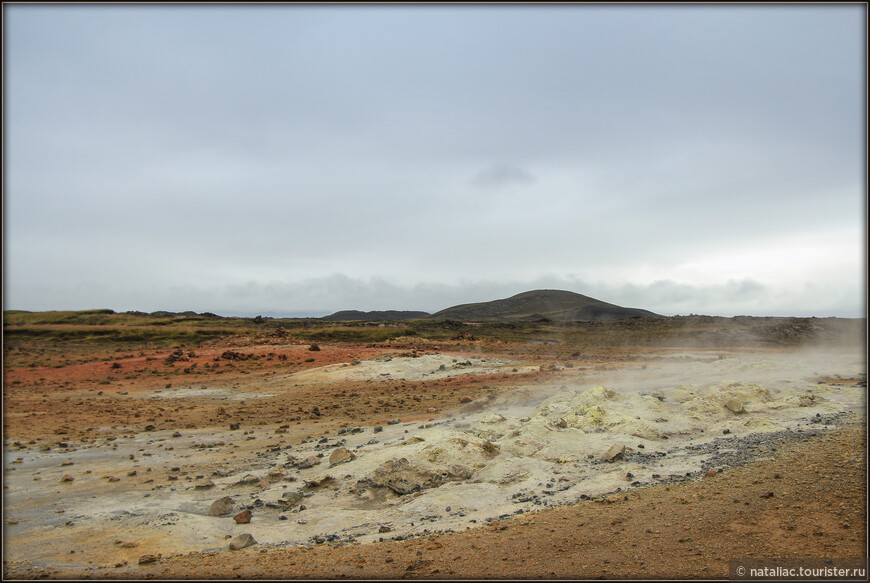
[470,163,537,189]
[3,5,864,318]
[8,273,860,320]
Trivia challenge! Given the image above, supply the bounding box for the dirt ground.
[40,422,863,580]
[2,333,866,579]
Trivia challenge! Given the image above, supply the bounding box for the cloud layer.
[3,5,865,317]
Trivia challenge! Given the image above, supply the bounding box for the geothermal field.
[2,312,866,578]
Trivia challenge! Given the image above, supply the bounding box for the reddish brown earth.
[2,339,633,443]
[3,334,866,579]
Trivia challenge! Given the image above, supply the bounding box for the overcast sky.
[3,4,866,318]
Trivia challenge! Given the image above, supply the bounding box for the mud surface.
[3,340,866,579]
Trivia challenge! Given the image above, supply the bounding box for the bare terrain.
[2,312,866,579]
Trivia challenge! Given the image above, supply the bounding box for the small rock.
[233,510,252,524]
[379,525,392,533]
[60,474,73,483]
[329,448,356,467]
[229,423,240,431]
[228,533,256,550]
[705,469,719,478]
[459,396,473,404]
[138,554,158,565]
[724,400,745,414]
[447,465,472,480]
[555,418,568,428]
[281,491,305,506]
[297,456,320,469]
[602,444,625,462]
[761,491,775,499]
[236,474,259,485]
[208,496,234,516]
[481,440,499,454]
[194,478,215,489]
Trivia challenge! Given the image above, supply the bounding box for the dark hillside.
[430,289,660,322]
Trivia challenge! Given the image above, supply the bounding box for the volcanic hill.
[322,310,431,322]
[430,289,660,322]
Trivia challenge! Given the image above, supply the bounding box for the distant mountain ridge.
[321,310,431,322]
[430,289,660,322]
[322,290,659,322]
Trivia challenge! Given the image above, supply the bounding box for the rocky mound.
[430,289,660,322]
[322,310,431,322]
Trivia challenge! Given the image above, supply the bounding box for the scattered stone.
[367,458,445,495]
[235,474,259,485]
[555,418,568,428]
[724,400,745,414]
[329,448,356,467]
[208,496,234,516]
[387,419,401,425]
[233,510,252,524]
[308,344,321,352]
[60,474,73,483]
[379,525,392,533]
[373,426,383,433]
[760,491,775,499]
[603,444,626,462]
[229,423,240,431]
[459,396,473,404]
[481,440,499,454]
[138,554,158,565]
[447,465,472,480]
[172,431,182,438]
[280,491,305,506]
[705,469,719,478]
[228,533,256,550]
[194,478,215,489]
[304,476,335,489]
[297,456,320,469]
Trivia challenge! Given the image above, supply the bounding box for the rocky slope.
[431,289,660,322]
